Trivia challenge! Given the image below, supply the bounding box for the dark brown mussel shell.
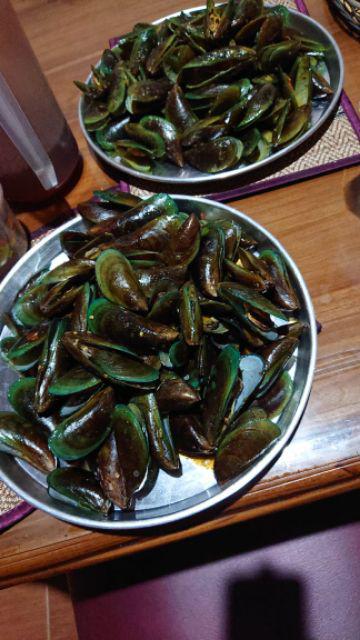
[236,82,277,130]
[88,298,179,353]
[164,84,198,132]
[77,202,124,226]
[41,260,95,286]
[62,331,160,388]
[140,115,184,167]
[39,282,83,319]
[97,404,149,510]
[198,224,225,298]
[224,259,268,291]
[8,377,57,433]
[179,47,256,88]
[215,219,241,260]
[219,282,287,320]
[60,231,92,258]
[179,281,203,346]
[170,413,213,456]
[257,336,298,396]
[257,370,293,419]
[156,372,201,413]
[5,326,48,373]
[93,193,178,237]
[126,79,171,115]
[95,248,147,312]
[147,289,178,323]
[48,386,115,460]
[215,414,280,484]
[100,212,181,255]
[202,344,240,446]
[158,213,200,267]
[35,319,69,414]
[71,283,94,332]
[181,116,227,148]
[12,278,48,327]
[184,137,243,173]
[136,263,188,299]
[47,467,111,514]
[259,249,300,311]
[133,393,180,473]
[0,412,56,472]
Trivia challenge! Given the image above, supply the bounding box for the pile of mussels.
[78,1,333,174]
[0,190,304,515]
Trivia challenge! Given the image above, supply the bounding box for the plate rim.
[0,196,317,530]
[78,4,344,187]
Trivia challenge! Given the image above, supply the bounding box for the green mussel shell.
[202,344,240,446]
[48,367,101,396]
[0,412,56,472]
[169,413,213,456]
[95,248,148,312]
[48,386,115,460]
[35,319,69,414]
[62,331,160,388]
[179,281,203,346]
[88,298,179,353]
[184,137,243,173]
[133,393,180,473]
[155,373,201,413]
[215,416,280,484]
[8,377,57,433]
[47,468,111,514]
[198,224,225,298]
[97,404,149,510]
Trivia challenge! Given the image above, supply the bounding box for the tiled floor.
[1,576,78,640]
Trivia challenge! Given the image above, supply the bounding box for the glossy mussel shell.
[0,412,56,472]
[48,386,115,460]
[48,467,111,514]
[62,331,160,388]
[98,404,149,510]
[88,298,178,353]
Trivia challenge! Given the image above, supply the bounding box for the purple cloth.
[71,493,360,640]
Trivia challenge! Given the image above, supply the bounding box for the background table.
[0,0,359,589]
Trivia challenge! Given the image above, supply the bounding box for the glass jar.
[0,184,28,280]
[0,0,81,206]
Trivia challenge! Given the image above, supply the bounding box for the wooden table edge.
[1,457,359,588]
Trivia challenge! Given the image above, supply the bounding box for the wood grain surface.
[0,0,359,588]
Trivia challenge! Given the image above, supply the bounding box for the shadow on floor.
[70,489,359,601]
[227,567,315,640]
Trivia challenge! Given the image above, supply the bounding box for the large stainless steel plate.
[0,197,317,530]
[79,5,343,193]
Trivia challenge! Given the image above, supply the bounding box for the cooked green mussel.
[98,404,149,509]
[0,412,56,472]
[48,468,111,514]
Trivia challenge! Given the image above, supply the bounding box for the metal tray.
[79,5,344,194]
[0,197,317,530]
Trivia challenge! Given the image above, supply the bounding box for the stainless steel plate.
[79,5,343,193]
[0,197,317,530]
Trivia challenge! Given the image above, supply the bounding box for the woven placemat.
[1,0,359,533]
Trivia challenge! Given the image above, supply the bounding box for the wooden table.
[0,0,359,589]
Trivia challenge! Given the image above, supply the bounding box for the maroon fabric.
[71,492,360,640]
[0,501,33,532]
